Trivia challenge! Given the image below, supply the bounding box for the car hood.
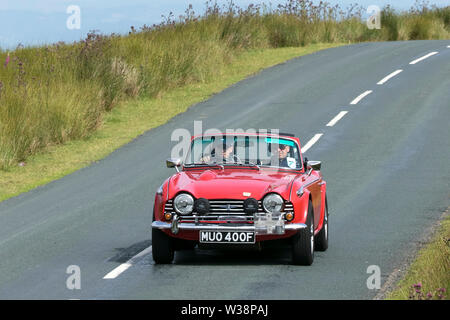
[168,169,298,200]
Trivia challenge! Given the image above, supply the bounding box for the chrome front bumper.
[152,220,307,235]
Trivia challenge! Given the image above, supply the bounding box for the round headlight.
[262,193,284,213]
[173,193,194,215]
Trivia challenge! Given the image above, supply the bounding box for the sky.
[0,0,449,50]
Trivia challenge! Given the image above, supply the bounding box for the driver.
[200,141,235,163]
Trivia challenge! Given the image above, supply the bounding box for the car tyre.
[315,196,328,251]
[292,199,314,265]
[152,228,174,264]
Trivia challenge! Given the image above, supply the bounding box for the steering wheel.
[231,154,243,164]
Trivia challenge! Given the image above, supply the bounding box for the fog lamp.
[243,198,259,214]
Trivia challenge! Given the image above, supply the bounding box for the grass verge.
[386,212,450,300]
[0,44,343,202]
[1,1,449,171]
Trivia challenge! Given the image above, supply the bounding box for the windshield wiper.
[216,161,260,170]
[248,162,260,169]
[184,163,225,168]
[186,162,260,170]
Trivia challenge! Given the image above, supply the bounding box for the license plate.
[199,231,255,244]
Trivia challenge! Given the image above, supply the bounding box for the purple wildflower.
[4,52,10,68]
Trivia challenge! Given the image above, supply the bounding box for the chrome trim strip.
[295,177,320,198]
[304,177,320,187]
[166,178,171,201]
[181,215,253,220]
[289,175,302,201]
[152,221,307,232]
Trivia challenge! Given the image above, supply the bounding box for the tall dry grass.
[0,0,449,169]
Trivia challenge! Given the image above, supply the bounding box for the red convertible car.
[151,132,328,265]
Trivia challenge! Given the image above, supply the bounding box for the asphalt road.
[0,40,449,300]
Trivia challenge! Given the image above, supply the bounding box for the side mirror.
[166,158,182,172]
[307,160,321,171]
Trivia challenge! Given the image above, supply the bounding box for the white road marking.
[409,51,438,65]
[302,134,323,153]
[103,263,132,279]
[326,111,348,127]
[103,245,152,279]
[350,90,372,105]
[447,45,450,48]
[377,69,403,85]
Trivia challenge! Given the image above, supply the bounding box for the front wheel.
[292,200,314,265]
[152,228,174,264]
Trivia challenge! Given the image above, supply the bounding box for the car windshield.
[184,135,302,170]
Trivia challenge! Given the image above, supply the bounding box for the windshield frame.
[183,134,305,173]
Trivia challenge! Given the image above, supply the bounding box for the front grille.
[164,199,294,223]
[164,199,262,215]
[208,199,264,214]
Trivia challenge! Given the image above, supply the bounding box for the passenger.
[277,144,291,167]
